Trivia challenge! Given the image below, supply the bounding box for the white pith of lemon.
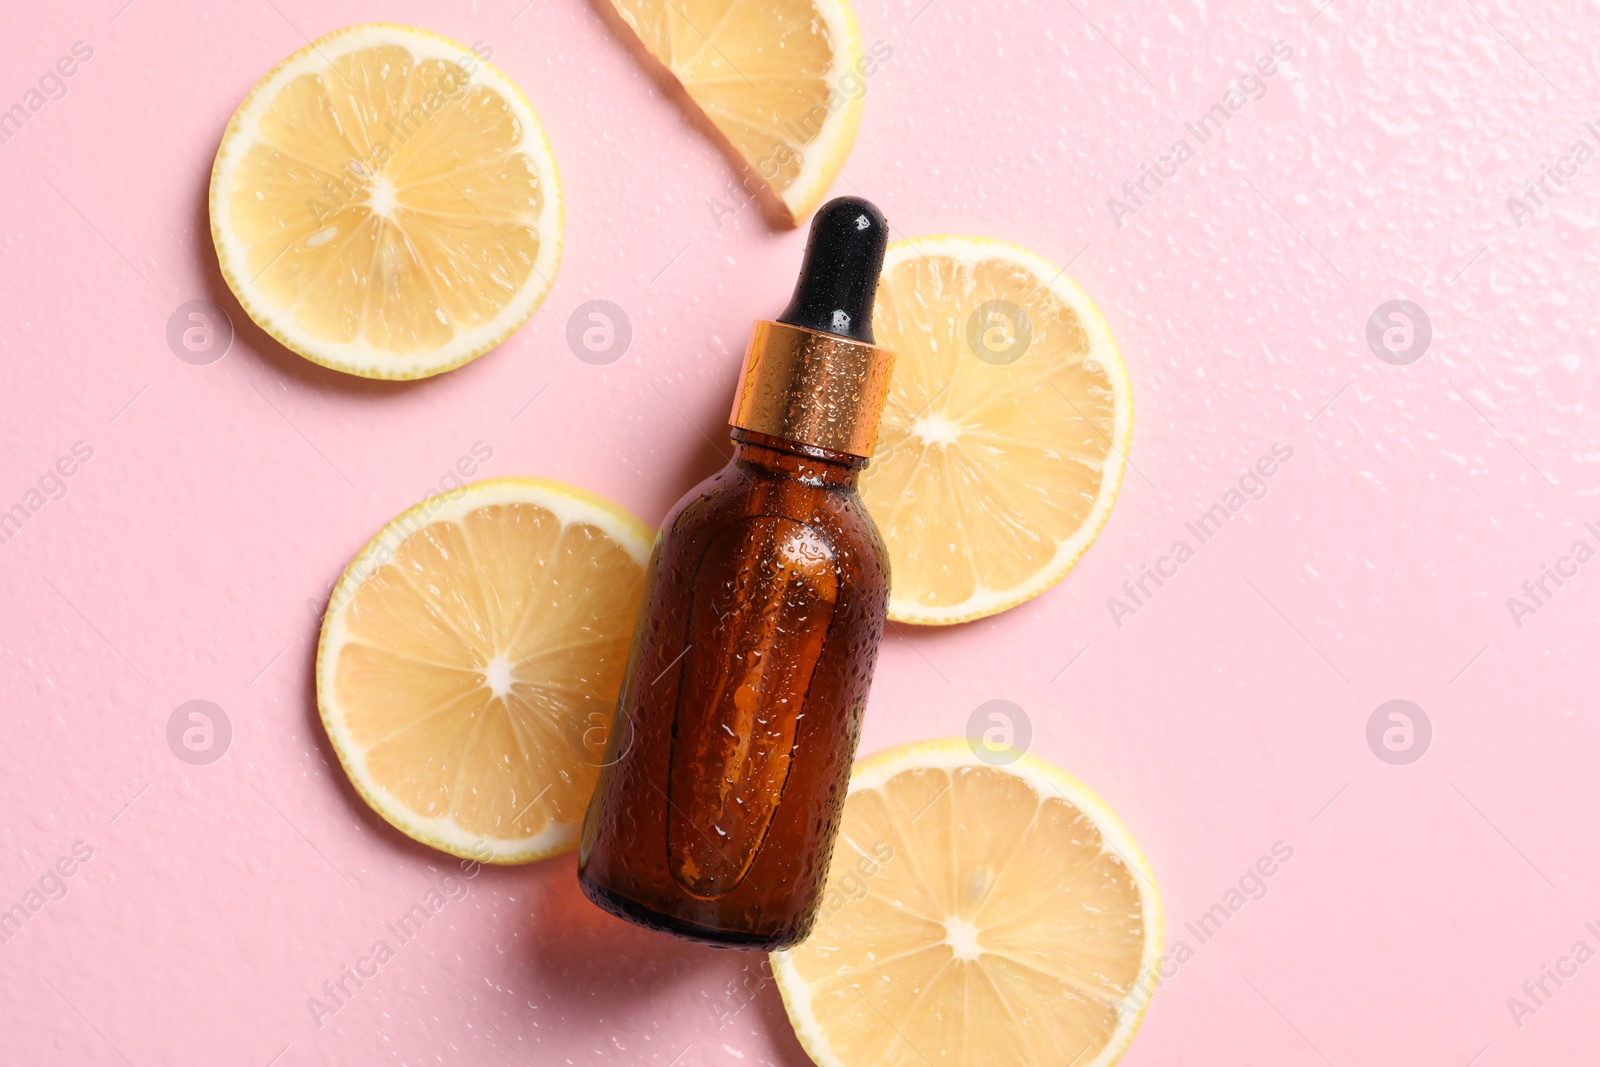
[211,23,563,379]
[603,0,868,225]
[315,477,650,863]
[772,739,1162,1067]
[863,236,1134,624]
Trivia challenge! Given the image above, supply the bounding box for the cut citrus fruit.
[603,0,868,225]
[772,740,1161,1067]
[211,24,563,379]
[862,237,1133,624]
[316,477,651,863]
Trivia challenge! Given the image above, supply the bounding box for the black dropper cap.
[777,196,888,345]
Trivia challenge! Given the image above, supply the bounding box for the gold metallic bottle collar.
[728,321,895,458]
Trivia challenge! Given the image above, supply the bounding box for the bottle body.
[578,430,888,948]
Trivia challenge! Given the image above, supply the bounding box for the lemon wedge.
[603,0,869,224]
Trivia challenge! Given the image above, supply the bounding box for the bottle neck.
[731,429,866,488]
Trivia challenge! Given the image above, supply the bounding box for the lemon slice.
[210,24,563,379]
[862,237,1133,624]
[316,477,650,863]
[773,740,1162,1067]
[603,0,867,225]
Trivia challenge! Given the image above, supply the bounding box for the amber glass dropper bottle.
[578,197,895,949]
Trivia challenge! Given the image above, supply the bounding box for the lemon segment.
[211,23,563,379]
[604,0,867,225]
[772,739,1162,1067]
[862,237,1134,624]
[316,477,651,863]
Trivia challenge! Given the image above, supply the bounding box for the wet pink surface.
[2,0,1598,1063]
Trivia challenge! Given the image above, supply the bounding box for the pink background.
[2,0,1597,1063]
